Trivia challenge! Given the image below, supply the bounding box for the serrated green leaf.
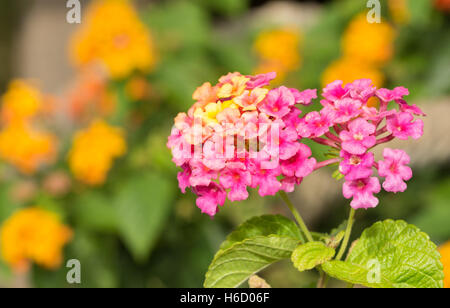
[219,215,303,251]
[204,235,299,288]
[291,242,335,272]
[322,220,444,288]
[114,173,173,262]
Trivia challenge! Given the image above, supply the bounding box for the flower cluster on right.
[298,79,425,209]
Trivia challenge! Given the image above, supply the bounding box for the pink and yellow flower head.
[70,0,156,79]
[0,207,72,271]
[297,79,424,209]
[168,72,317,216]
[68,120,126,186]
[169,74,424,215]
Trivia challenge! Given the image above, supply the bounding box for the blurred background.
[0,0,448,288]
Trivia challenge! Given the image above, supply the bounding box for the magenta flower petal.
[378,148,412,193]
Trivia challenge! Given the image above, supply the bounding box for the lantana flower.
[298,79,424,209]
[0,207,72,271]
[168,73,424,215]
[167,72,317,216]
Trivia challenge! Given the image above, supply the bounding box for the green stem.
[336,208,356,261]
[317,273,329,288]
[278,191,313,243]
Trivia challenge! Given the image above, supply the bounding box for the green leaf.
[114,173,173,262]
[73,192,117,232]
[204,235,299,288]
[322,220,444,288]
[204,215,302,288]
[291,242,335,272]
[219,215,303,251]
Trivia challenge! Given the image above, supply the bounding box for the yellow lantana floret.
[68,120,126,186]
[70,0,156,79]
[1,207,72,271]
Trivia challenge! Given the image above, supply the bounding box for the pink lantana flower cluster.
[167,74,425,215]
[297,79,424,209]
[167,72,317,216]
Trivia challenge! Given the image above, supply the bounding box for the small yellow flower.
[342,13,395,66]
[217,76,250,99]
[70,0,156,79]
[68,120,126,186]
[0,207,72,271]
[253,28,302,72]
[439,241,450,288]
[0,123,56,174]
[1,80,42,124]
[321,57,384,89]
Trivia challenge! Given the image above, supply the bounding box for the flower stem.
[279,191,313,242]
[311,137,339,149]
[314,158,340,171]
[336,208,356,260]
[317,272,329,288]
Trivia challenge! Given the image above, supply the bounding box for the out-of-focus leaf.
[143,1,210,51]
[73,192,117,233]
[0,184,19,223]
[411,179,450,242]
[115,173,173,262]
[322,220,444,288]
[32,231,119,288]
[196,0,249,16]
[153,52,217,111]
[408,0,432,26]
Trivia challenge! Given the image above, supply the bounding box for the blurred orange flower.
[67,67,115,121]
[0,123,56,175]
[321,57,384,89]
[342,13,395,66]
[68,120,126,186]
[439,241,450,288]
[70,0,157,79]
[1,80,42,125]
[435,0,450,12]
[0,207,72,272]
[125,75,150,101]
[253,28,302,83]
